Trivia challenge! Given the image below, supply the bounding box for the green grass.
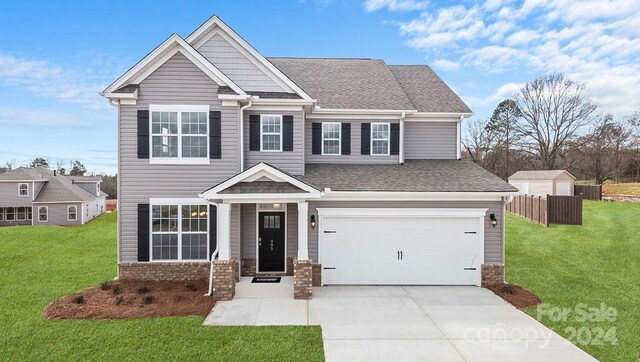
[0,213,324,361]
[506,201,640,361]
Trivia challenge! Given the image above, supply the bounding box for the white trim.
[321,122,341,156]
[256,205,287,273]
[259,114,283,152]
[149,158,210,165]
[186,16,313,100]
[5,207,15,221]
[149,105,210,162]
[312,107,417,115]
[67,205,78,221]
[100,89,138,100]
[407,112,474,118]
[456,116,462,159]
[37,206,48,223]
[218,203,231,260]
[18,183,29,197]
[208,194,318,204]
[321,190,517,202]
[149,198,209,205]
[149,104,210,112]
[248,104,306,112]
[297,202,309,260]
[101,34,245,96]
[0,207,3,222]
[16,206,27,221]
[370,122,390,156]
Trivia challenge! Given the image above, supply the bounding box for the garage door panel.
[321,213,482,286]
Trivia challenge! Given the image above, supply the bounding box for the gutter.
[239,98,253,171]
[399,111,406,164]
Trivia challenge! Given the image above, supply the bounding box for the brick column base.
[213,258,238,301]
[312,264,322,287]
[481,263,504,287]
[293,258,313,300]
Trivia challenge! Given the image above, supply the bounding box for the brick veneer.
[118,262,209,281]
[213,258,238,301]
[481,263,505,286]
[241,257,295,277]
[293,258,313,299]
[312,263,322,287]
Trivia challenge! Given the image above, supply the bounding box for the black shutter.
[341,122,351,155]
[137,110,149,159]
[209,111,221,159]
[209,205,217,259]
[390,123,400,155]
[249,115,260,151]
[137,204,150,262]
[361,123,371,155]
[283,115,294,151]
[312,123,322,155]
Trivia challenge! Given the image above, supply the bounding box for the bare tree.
[514,74,597,169]
[462,118,497,168]
[626,112,640,182]
[486,99,522,179]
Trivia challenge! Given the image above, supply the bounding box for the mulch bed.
[488,283,541,309]
[43,280,216,320]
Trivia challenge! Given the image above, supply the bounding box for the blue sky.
[1,0,638,174]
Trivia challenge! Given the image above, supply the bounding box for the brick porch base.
[118,262,209,281]
[481,263,505,286]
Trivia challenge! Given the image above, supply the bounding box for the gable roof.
[0,167,103,202]
[0,167,47,181]
[68,175,103,183]
[101,33,245,98]
[509,170,576,181]
[388,65,472,114]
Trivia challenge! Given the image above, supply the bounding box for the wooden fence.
[507,194,583,226]
[574,184,602,200]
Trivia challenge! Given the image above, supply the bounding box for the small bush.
[185,283,197,291]
[72,295,85,304]
[99,280,111,291]
[114,296,124,305]
[174,295,184,302]
[111,284,121,295]
[501,284,517,295]
[142,294,155,305]
[137,285,149,294]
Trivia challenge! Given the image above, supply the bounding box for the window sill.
[149,158,211,165]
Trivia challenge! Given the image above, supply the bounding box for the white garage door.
[556,181,572,196]
[319,209,485,286]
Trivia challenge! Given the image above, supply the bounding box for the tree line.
[463,73,640,184]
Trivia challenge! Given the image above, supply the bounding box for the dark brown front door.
[258,212,285,272]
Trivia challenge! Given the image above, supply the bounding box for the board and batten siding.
[305,119,399,164]
[118,52,240,263]
[196,33,284,93]
[240,203,299,259]
[244,110,304,175]
[404,122,457,159]
[0,182,34,206]
[307,200,504,264]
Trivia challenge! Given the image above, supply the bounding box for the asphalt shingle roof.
[509,170,575,180]
[298,160,518,192]
[0,167,103,202]
[0,167,47,181]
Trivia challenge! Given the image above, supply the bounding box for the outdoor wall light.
[310,214,316,229]
[490,213,498,228]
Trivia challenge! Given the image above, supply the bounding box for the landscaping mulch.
[488,283,541,309]
[43,280,215,320]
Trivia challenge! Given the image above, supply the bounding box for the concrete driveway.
[204,280,596,361]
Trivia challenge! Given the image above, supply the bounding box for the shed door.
[556,181,572,196]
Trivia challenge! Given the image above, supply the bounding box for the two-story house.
[101,16,518,300]
[0,167,106,227]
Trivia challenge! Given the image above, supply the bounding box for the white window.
[150,105,209,163]
[260,115,282,152]
[68,205,77,221]
[27,207,32,220]
[18,183,28,197]
[6,207,14,221]
[38,206,48,222]
[0,207,4,221]
[17,207,26,221]
[322,122,341,155]
[150,204,208,261]
[371,123,390,156]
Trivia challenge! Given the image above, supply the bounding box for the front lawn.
[0,213,324,360]
[506,201,640,361]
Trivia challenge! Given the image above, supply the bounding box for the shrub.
[111,284,121,295]
[137,285,149,294]
[142,294,155,305]
[114,296,124,305]
[174,295,184,302]
[72,295,85,304]
[99,280,111,291]
[185,283,197,291]
[501,284,517,295]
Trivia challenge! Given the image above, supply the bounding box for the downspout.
[399,112,406,164]
[239,99,253,172]
[457,115,463,160]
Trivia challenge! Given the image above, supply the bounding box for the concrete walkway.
[204,279,596,361]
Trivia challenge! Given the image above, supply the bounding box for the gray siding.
[0,182,34,206]
[404,122,457,159]
[118,52,240,263]
[0,206,32,227]
[305,119,400,164]
[82,197,106,224]
[75,182,99,195]
[307,200,504,264]
[241,203,298,259]
[34,181,45,199]
[33,203,82,226]
[244,110,304,175]
[197,33,285,92]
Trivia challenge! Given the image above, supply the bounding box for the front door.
[258,212,285,272]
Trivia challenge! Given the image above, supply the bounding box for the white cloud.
[433,59,460,71]
[463,82,522,109]
[0,106,111,128]
[363,0,428,12]
[0,54,108,109]
[505,30,540,46]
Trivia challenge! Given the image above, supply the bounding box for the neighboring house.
[508,170,576,196]
[101,15,518,300]
[0,168,106,227]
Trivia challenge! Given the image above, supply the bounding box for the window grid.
[371,123,390,156]
[0,207,3,221]
[6,207,15,221]
[260,115,282,152]
[38,206,47,222]
[151,110,208,159]
[18,183,28,197]
[17,207,26,221]
[151,204,208,261]
[322,122,341,155]
[68,206,77,221]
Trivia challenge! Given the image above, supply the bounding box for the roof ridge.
[267,56,377,60]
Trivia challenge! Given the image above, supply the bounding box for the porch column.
[297,202,309,260]
[217,203,231,260]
